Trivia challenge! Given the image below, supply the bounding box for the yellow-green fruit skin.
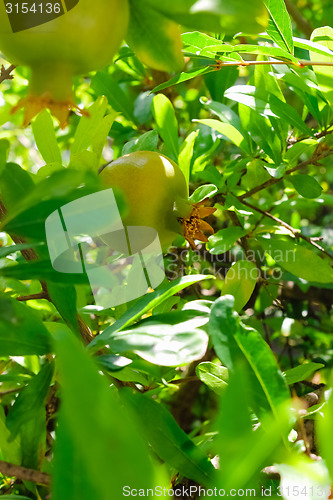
[100,151,189,249]
[0,0,129,99]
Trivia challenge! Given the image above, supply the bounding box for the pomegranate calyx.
[178,199,216,250]
[11,94,89,129]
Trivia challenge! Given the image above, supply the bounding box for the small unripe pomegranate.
[99,151,216,250]
[0,0,129,127]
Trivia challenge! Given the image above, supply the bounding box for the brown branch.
[239,198,333,261]
[0,459,50,486]
[214,59,333,69]
[16,292,48,302]
[0,64,16,85]
[284,0,313,39]
[238,145,333,201]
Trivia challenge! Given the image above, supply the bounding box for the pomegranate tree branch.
[214,59,333,69]
[0,64,16,85]
[238,145,333,201]
[0,459,50,486]
[239,198,333,261]
[16,291,49,301]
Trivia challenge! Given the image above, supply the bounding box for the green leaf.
[204,66,238,103]
[53,411,96,500]
[68,150,98,172]
[283,362,325,385]
[0,163,34,211]
[294,36,333,58]
[225,85,310,135]
[242,159,271,190]
[189,184,218,203]
[195,119,250,153]
[182,31,240,59]
[53,329,157,500]
[179,130,199,193]
[107,314,208,366]
[88,274,214,352]
[126,0,184,72]
[0,293,53,355]
[32,110,62,165]
[230,43,296,61]
[259,238,333,283]
[317,373,333,479]
[238,101,282,163]
[120,388,217,486]
[201,98,243,131]
[221,260,258,312]
[91,112,117,161]
[0,496,33,499]
[152,94,179,160]
[47,282,79,337]
[289,174,323,199]
[0,139,10,173]
[209,296,290,418]
[310,27,333,107]
[1,169,100,240]
[264,0,294,54]
[122,129,159,155]
[0,406,21,464]
[207,227,247,255]
[6,363,54,439]
[196,361,228,395]
[0,242,45,259]
[6,366,52,470]
[216,373,292,490]
[151,66,214,94]
[134,91,154,124]
[91,72,134,122]
[284,139,317,168]
[214,359,253,489]
[278,72,322,124]
[71,97,112,156]
[1,495,31,500]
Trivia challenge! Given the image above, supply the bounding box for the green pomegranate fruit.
[0,0,129,127]
[99,151,216,250]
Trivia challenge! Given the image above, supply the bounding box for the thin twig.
[239,198,333,261]
[0,459,50,486]
[214,59,333,69]
[238,145,333,201]
[16,292,48,302]
[0,64,16,85]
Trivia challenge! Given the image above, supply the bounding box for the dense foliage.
[0,0,333,499]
